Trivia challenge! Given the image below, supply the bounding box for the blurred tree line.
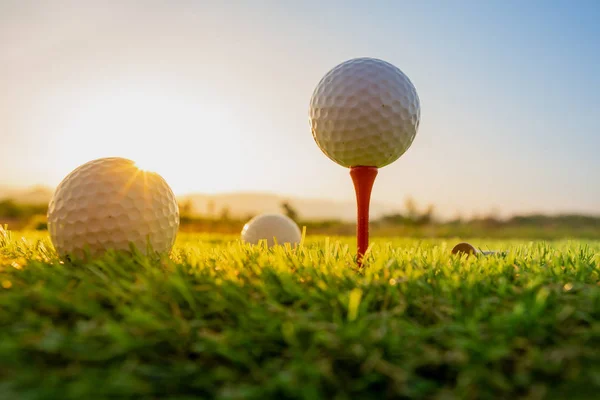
[0,199,46,219]
[0,196,598,239]
[176,197,600,239]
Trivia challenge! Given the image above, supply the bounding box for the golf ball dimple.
[47,157,179,258]
[309,57,421,168]
[241,213,302,247]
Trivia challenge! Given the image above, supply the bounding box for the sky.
[1,0,598,218]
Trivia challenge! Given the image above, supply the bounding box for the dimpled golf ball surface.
[309,57,420,168]
[48,157,179,258]
[241,213,302,247]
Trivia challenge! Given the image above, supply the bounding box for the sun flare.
[52,87,244,194]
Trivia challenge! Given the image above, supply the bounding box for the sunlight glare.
[54,88,244,194]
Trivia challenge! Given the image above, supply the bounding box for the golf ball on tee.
[309,57,420,168]
[241,213,302,247]
[47,157,179,258]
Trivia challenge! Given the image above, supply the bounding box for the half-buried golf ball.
[241,213,302,247]
[309,57,420,168]
[47,157,179,258]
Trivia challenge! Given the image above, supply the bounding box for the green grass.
[1,228,600,399]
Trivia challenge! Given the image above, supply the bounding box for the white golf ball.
[47,157,179,258]
[241,213,302,247]
[309,57,420,168]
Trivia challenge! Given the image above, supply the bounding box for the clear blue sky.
[0,0,598,217]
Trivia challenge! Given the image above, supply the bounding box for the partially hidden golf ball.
[47,157,179,258]
[241,213,302,247]
[309,57,421,168]
[451,242,505,257]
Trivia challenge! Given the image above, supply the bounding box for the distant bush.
[26,215,48,231]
